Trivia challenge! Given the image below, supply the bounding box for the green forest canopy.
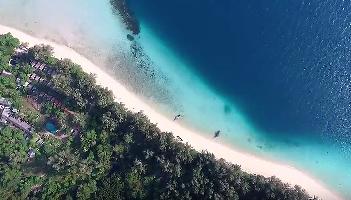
[0,33,317,200]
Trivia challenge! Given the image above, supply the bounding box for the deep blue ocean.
[127,0,351,150]
[126,0,351,197]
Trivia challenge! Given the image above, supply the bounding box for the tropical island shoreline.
[0,24,341,200]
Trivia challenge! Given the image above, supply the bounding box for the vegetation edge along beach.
[0,25,341,199]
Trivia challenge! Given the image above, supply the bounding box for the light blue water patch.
[263,133,351,197]
[136,22,262,150]
[45,121,57,134]
[0,0,131,62]
[135,21,351,198]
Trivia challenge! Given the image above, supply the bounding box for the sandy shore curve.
[0,24,342,200]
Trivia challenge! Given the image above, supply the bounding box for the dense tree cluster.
[0,33,317,199]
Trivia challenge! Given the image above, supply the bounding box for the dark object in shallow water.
[110,0,140,35]
[214,130,220,138]
[127,34,134,41]
[173,114,182,121]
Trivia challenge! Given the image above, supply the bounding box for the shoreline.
[0,24,342,200]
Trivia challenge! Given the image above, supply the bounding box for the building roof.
[7,116,32,133]
[1,108,32,133]
[0,98,11,107]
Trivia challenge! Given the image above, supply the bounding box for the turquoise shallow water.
[135,21,351,198]
[0,0,350,198]
[45,122,57,134]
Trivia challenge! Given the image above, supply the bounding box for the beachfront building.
[0,99,32,134]
[31,60,56,76]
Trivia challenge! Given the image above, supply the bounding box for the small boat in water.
[214,130,220,138]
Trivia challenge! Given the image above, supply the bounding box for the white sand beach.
[0,24,342,200]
